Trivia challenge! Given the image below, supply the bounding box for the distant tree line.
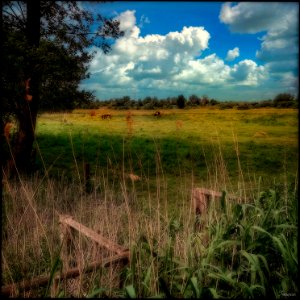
[89,92,298,110]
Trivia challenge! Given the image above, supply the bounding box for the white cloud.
[174,54,232,85]
[226,47,240,61]
[117,10,140,38]
[230,60,267,86]
[219,2,294,34]
[82,9,273,100]
[220,2,298,92]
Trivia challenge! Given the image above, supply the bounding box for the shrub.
[273,93,297,108]
[218,102,236,109]
[237,103,251,110]
[177,95,186,109]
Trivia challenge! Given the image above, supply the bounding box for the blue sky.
[80,2,299,101]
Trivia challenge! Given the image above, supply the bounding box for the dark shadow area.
[32,132,298,186]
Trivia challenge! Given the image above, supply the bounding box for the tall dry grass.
[2,165,193,297]
[1,132,298,298]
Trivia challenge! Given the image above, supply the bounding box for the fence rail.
[1,214,130,297]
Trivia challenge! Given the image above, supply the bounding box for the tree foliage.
[177,94,186,109]
[1,1,123,174]
[94,93,297,110]
[273,93,297,108]
[2,1,123,116]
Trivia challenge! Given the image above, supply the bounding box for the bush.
[273,93,297,108]
[209,99,219,106]
[237,103,251,110]
[176,95,186,109]
[218,102,236,109]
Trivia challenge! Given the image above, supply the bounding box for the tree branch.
[5,1,26,25]
[16,1,26,22]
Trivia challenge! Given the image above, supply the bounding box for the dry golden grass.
[38,107,297,147]
[2,166,196,297]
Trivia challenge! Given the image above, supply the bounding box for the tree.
[4,0,41,175]
[273,93,297,108]
[209,99,219,106]
[177,94,186,109]
[2,1,123,174]
[200,95,209,106]
[188,94,200,106]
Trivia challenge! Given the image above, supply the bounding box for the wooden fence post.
[192,188,209,231]
[192,187,248,231]
[59,215,76,272]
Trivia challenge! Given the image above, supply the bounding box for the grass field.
[35,107,298,191]
[2,107,298,297]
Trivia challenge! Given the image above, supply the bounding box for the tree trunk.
[1,0,4,188]
[11,0,41,175]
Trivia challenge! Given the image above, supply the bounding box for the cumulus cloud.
[219,2,295,34]
[173,54,232,85]
[230,60,267,86]
[117,10,140,38]
[226,47,239,61]
[82,9,270,100]
[220,2,298,91]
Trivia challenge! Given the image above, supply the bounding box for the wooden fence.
[192,187,245,215]
[1,214,130,297]
[192,187,247,230]
[2,188,245,296]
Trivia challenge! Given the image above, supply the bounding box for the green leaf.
[250,225,271,237]
[125,285,137,298]
[44,242,63,297]
[220,191,227,214]
[257,254,270,276]
[142,264,152,292]
[208,271,236,286]
[215,240,240,249]
[233,203,243,221]
[249,284,266,296]
[86,287,107,298]
[189,276,200,298]
[209,287,221,299]
[240,250,266,286]
[274,224,297,231]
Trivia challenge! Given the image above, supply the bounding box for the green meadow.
[35,107,298,191]
[2,107,298,297]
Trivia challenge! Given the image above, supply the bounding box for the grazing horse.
[153,111,161,117]
[101,114,112,120]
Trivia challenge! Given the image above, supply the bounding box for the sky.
[79,2,299,102]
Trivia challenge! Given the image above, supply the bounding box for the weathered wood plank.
[59,214,127,255]
[192,187,244,218]
[1,252,130,297]
[193,187,242,200]
[193,187,223,198]
[192,188,209,216]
